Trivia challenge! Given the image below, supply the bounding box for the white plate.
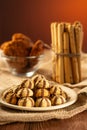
[0,85,77,111]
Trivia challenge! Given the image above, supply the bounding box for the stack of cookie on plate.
[3,74,68,107]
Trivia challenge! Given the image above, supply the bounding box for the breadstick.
[63,32,73,83]
[52,51,57,81]
[57,23,64,83]
[53,23,59,81]
[68,24,79,83]
[51,23,55,51]
[74,22,83,81]
[51,23,56,80]
[74,21,83,52]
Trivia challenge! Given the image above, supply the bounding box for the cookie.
[51,95,66,105]
[35,88,50,98]
[12,33,33,48]
[18,97,35,107]
[30,40,44,56]
[16,88,33,98]
[1,40,29,56]
[35,97,51,107]
[3,90,17,105]
[32,74,46,85]
[50,85,63,96]
[19,79,34,90]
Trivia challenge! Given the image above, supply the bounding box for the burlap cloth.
[0,51,87,125]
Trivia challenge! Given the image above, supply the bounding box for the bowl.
[0,50,44,77]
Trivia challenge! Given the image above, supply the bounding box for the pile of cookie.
[0,33,46,57]
[3,74,68,107]
[0,33,48,73]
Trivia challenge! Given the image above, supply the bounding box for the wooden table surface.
[0,110,87,130]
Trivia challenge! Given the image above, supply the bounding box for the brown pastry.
[36,79,50,89]
[35,97,51,107]
[3,90,17,105]
[35,88,50,98]
[32,74,45,81]
[3,88,14,97]
[30,40,45,56]
[0,41,11,51]
[16,88,33,98]
[20,79,34,89]
[51,95,66,105]
[32,74,45,85]
[32,74,50,89]
[12,33,33,48]
[18,97,35,107]
[50,85,63,96]
[1,40,29,57]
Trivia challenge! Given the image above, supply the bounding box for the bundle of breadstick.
[51,21,83,84]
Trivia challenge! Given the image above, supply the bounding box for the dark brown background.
[0,0,87,52]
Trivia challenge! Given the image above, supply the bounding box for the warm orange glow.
[44,0,87,52]
[24,0,87,52]
[0,0,87,52]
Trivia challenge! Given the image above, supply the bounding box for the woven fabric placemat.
[0,52,87,125]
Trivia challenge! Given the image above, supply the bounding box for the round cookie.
[32,74,46,84]
[51,95,66,106]
[3,90,17,105]
[1,40,29,56]
[35,88,50,98]
[16,88,33,98]
[3,88,14,98]
[32,74,50,89]
[12,33,33,48]
[35,79,50,89]
[50,85,63,96]
[0,41,11,51]
[35,97,51,107]
[30,40,44,56]
[20,79,34,89]
[18,97,35,107]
